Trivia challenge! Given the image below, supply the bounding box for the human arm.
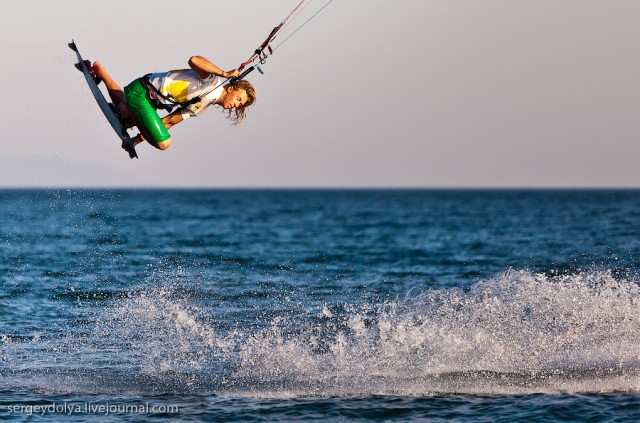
[161,111,184,130]
[189,56,239,79]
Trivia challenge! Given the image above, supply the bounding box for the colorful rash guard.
[147,69,224,119]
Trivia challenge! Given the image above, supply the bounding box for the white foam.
[3,269,640,396]
[93,287,230,375]
[228,269,640,396]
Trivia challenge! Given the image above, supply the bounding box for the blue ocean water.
[1,189,640,421]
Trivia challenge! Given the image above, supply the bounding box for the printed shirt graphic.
[148,69,224,119]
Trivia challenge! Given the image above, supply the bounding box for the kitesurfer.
[86,57,256,152]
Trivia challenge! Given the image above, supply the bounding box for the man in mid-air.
[82,56,256,152]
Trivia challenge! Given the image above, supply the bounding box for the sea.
[1,189,639,422]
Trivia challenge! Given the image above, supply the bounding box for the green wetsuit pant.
[124,78,170,143]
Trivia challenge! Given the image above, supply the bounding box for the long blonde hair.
[225,79,256,125]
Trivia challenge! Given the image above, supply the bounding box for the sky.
[0,0,639,188]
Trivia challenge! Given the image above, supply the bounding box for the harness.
[140,73,199,113]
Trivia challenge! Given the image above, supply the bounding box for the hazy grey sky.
[1,0,639,188]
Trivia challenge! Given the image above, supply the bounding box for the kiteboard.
[68,40,138,159]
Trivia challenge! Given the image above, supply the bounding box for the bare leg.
[131,133,172,150]
[92,61,134,124]
[132,134,143,146]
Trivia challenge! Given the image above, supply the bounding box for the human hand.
[225,69,240,79]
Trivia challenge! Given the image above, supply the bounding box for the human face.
[219,88,248,110]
